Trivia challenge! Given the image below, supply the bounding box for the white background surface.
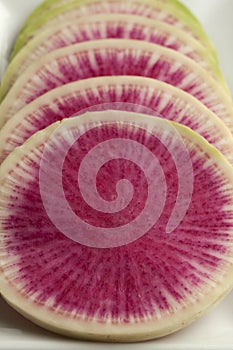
[0,1,233,349]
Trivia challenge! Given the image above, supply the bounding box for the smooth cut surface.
[0,76,233,165]
[10,0,216,60]
[18,0,203,30]
[1,112,233,341]
[0,40,232,131]
[0,13,223,100]
[1,0,233,348]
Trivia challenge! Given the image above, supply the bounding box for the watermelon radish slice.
[0,76,233,166]
[10,0,217,61]
[1,14,225,101]
[0,40,232,131]
[20,0,203,30]
[1,111,233,341]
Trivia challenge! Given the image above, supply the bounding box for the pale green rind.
[19,0,206,30]
[1,112,233,340]
[1,39,232,131]
[1,284,233,342]
[18,0,197,34]
[1,76,233,165]
[17,0,217,52]
[19,0,63,33]
[0,14,227,102]
[10,0,218,62]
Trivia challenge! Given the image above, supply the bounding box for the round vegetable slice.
[0,76,233,166]
[1,111,233,341]
[19,0,205,32]
[10,0,217,61]
[1,14,224,100]
[0,40,232,131]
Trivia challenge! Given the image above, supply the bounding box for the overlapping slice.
[0,40,232,132]
[0,76,233,166]
[1,14,224,101]
[1,111,233,341]
[10,0,217,61]
[19,0,203,29]
[0,0,232,343]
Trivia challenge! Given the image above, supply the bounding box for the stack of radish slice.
[1,0,233,342]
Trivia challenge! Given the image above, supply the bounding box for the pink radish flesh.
[1,113,233,341]
[0,40,232,132]
[12,0,212,60]
[0,77,233,166]
[2,14,217,99]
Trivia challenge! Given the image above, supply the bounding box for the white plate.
[0,1,233,349]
